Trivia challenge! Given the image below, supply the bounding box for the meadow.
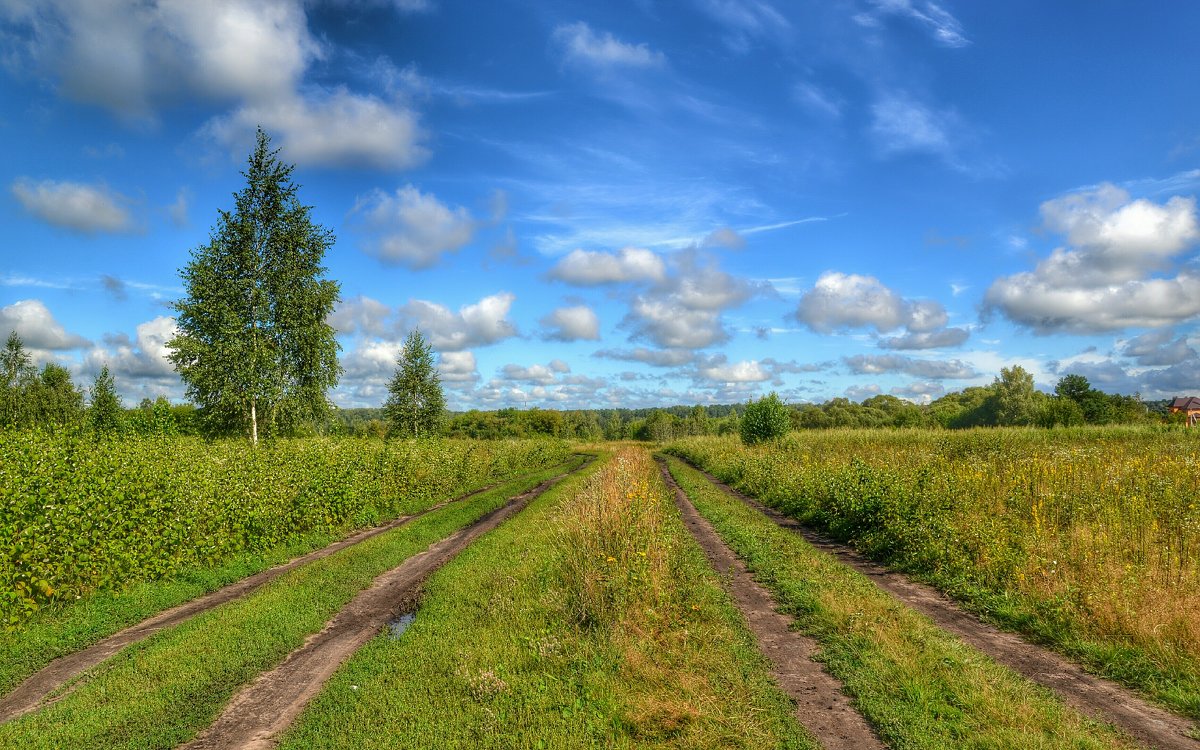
[667,427,1200,718]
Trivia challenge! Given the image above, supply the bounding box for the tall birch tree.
[167,129,341,443]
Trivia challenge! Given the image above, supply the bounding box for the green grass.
[663,456,1136,750]
[0,459,582,750]
[279,448,815,750]
[0,457,579,698]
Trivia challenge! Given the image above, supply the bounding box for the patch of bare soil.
[0,464,569,724]
[180,465,583,750]
[657,459,885,750]
[683,459,1200,750]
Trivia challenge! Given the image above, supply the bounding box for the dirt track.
[658,459,884,750]
[180,466,582,750]
[680,458,1200,750]
[0,465,566,725]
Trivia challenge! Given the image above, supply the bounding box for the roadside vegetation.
[0,461,579,750]
[667,429,1200,720]
[280,447,814,750]
[664,456,1135,749]
[0,433,569,627]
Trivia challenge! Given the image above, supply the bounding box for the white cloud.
[890,380,946,403]
[540,305,600,342]
[353,185,475,269]
[795,271,968,349]
[500,360,570,385]
[985,185,1200,333]
[86,316,176,379]
[844,354,977,379]
[879,327,969,350]
[869,94,957,158]
[438,350,478,383]
[1119,329,1197,366]
[3,0,319,121]
[553,22,665,69]
[400,292,518,351]
[697,358,770,383]
[329,295,393,337]
[702,226,746,249]
[625,297,727,349]
[0,299,90,350]
[168,187,189,227]
[11,178,134,233]
[594,347,695,367]
[547,247,667,286]
[205,88,426,170]
[867,0,969,48]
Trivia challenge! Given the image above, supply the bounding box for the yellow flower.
[606,556,616,563]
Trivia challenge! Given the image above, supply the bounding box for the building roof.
[1170,396,1200,410]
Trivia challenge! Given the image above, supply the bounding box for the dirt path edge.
[180,459,589,750]
[672,455,1200,750]
[657,458,885,750]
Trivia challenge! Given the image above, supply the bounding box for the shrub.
[740,392,790,445]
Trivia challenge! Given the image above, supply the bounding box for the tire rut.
[180,459,587,750]
[677,457,1199,750]
[0,460,580,725]
[657,459,885,750]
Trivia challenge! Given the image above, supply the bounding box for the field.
[1,430,1198,748]
[668,428,1200,720]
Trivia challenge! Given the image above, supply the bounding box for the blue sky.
[2,0,1200,410]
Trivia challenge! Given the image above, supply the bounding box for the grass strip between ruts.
[279,447,817,750]
[0,457,580,699]
[0,458,583,750]
[663,456,1137,750]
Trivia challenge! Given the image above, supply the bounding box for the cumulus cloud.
[400,292,518,351]
[879,327,969,349]
[890,380,946,402]
[795,271,968,348]
[594,347,695,367]
[985,184,1200,333]
[553,22,665,69]
[329,295,393,337]
[11,178,134,233]
[540,305,600,342]
[696,357,770,383]
[86,316,176,379]
[702,226,746,249]
[547,246,666,286]
[845,384,882,401]
[0,299,90,350]
[4,1,427,168]
[3,0,318,120]
[500,359,570,385]
[353,185,475,269]
[1119,329,1197,366]
[204,88,427,170]
[624,297,727,349]
[844,354,977,379]
[438,350,478,384]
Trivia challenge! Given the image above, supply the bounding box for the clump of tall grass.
[556,448,678,630]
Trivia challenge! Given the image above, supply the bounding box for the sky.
[2,0,1200,411]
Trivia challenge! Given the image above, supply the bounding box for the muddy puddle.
[387,613,415,639]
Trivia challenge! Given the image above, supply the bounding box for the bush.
[739,392,791,445]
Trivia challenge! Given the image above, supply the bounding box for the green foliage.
[0,332,35,429]
[167,129,341,443]
[0,434,570,627]
[385,330,445,438]
[87,366,122,435]
[990,365,1039,426]
[740,392,791,445]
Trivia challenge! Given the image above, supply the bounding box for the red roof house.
[1169,396,1200,426]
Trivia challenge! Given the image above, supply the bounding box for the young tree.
[88,365,123,435]
[0,331,35,428]
[740,392,791,445]
[167,129,341,443]
[385,330,445,438]
[991,365,1039,426]
[26,363,84,429]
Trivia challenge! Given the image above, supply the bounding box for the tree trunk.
[250,398,258,446]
